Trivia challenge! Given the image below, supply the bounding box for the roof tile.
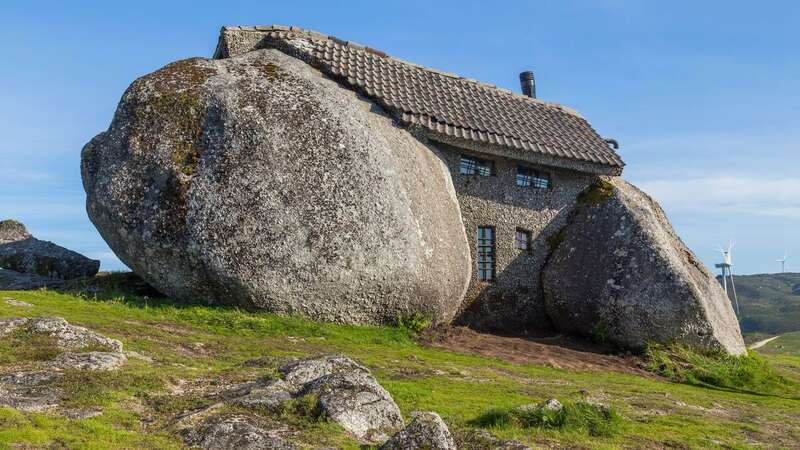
[216,26,624,173]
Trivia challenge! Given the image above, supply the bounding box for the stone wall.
[432,142,595,333]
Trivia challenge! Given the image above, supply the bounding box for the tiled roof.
[215,25,624,175]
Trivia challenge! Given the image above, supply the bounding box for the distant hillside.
[722,272,800,334]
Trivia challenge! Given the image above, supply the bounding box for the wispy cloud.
[636,177,800,219]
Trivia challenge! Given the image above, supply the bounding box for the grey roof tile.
[215,26,624,174]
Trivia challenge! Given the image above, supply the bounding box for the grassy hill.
[722,272,800,335]
[1,278,799,449]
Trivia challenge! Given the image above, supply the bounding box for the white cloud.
[635,177,800,219]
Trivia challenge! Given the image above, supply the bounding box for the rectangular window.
[516,166,551,189]
[476,226,495,281]
[515,229,531,251]
[460,155,494,176]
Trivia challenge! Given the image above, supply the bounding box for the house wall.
[432,141,596,333]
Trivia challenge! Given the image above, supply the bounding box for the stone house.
[214,25,625,333]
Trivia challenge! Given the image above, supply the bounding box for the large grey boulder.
[0,220,100,280]
[81,49,470,325]
[543,178,746,355]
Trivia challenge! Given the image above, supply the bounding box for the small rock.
[0,371,63,411]
[302,370,404,443]
[4,297,33,307]
[540,398,564,412]
[0,317,30,337]
[182,413,296,450]
[26,317,123,352]
[50,352,127,371]
[381,411,456,450]
[278,354,369,394]
[0,219,31,243]
[454,429,532,450]
[63,408,104,419]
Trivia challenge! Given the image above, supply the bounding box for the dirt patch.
[420,326,652,376]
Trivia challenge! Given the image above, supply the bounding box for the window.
[476,226,495,281]
[515,229,531,251]
[516,166,551,189]
[460,155,494,176]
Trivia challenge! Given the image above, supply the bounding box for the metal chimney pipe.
[519,71,536,98]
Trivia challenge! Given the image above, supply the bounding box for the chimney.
[519,71,536,98]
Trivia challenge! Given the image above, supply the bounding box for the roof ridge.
[220,25,584,119]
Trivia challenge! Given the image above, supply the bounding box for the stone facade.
[431,142,595,333]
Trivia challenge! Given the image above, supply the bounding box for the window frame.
[514,228,531,252]
[516,166,551,190]
[460,155,495,177]
[476,226,496,282]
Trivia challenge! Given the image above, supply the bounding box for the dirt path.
[420,326,652,376]
[749,335,782,350]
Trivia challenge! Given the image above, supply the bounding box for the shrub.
[394,313,432,334]
[577,179,615,205]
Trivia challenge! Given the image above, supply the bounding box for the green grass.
[753,331,800,355]
[0,329,60,365]
[0,280,799,449]
[472,401,623,437]
[394,313,433,334]
[646,344,796,397]
[726,272,800,334]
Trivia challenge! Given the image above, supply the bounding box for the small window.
[516,166,551,189]
[460,155,494,176]
[476,226,495,281]
[514,229,531,251]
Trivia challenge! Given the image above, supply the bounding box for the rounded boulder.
[81,49,471,324]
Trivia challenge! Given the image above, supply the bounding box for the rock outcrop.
[218,354,403,443]
[81,49,471,325]
[0,371,64,412]
[0,317,124,352]
[0,268,63,290]
[0,317,128,412]
[183,414,297,450]
[381,412,456,450]
[543,178,747,355]
[0,219,99,281]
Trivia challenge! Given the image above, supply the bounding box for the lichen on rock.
[81,49,471,325]
[543,177,746,355]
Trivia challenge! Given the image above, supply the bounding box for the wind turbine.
[777,250,788,273]
[715,241,740,317]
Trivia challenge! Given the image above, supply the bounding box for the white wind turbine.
[777,250,788,273]
[715,241,740,317]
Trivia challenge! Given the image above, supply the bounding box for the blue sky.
[1,0,798,274]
